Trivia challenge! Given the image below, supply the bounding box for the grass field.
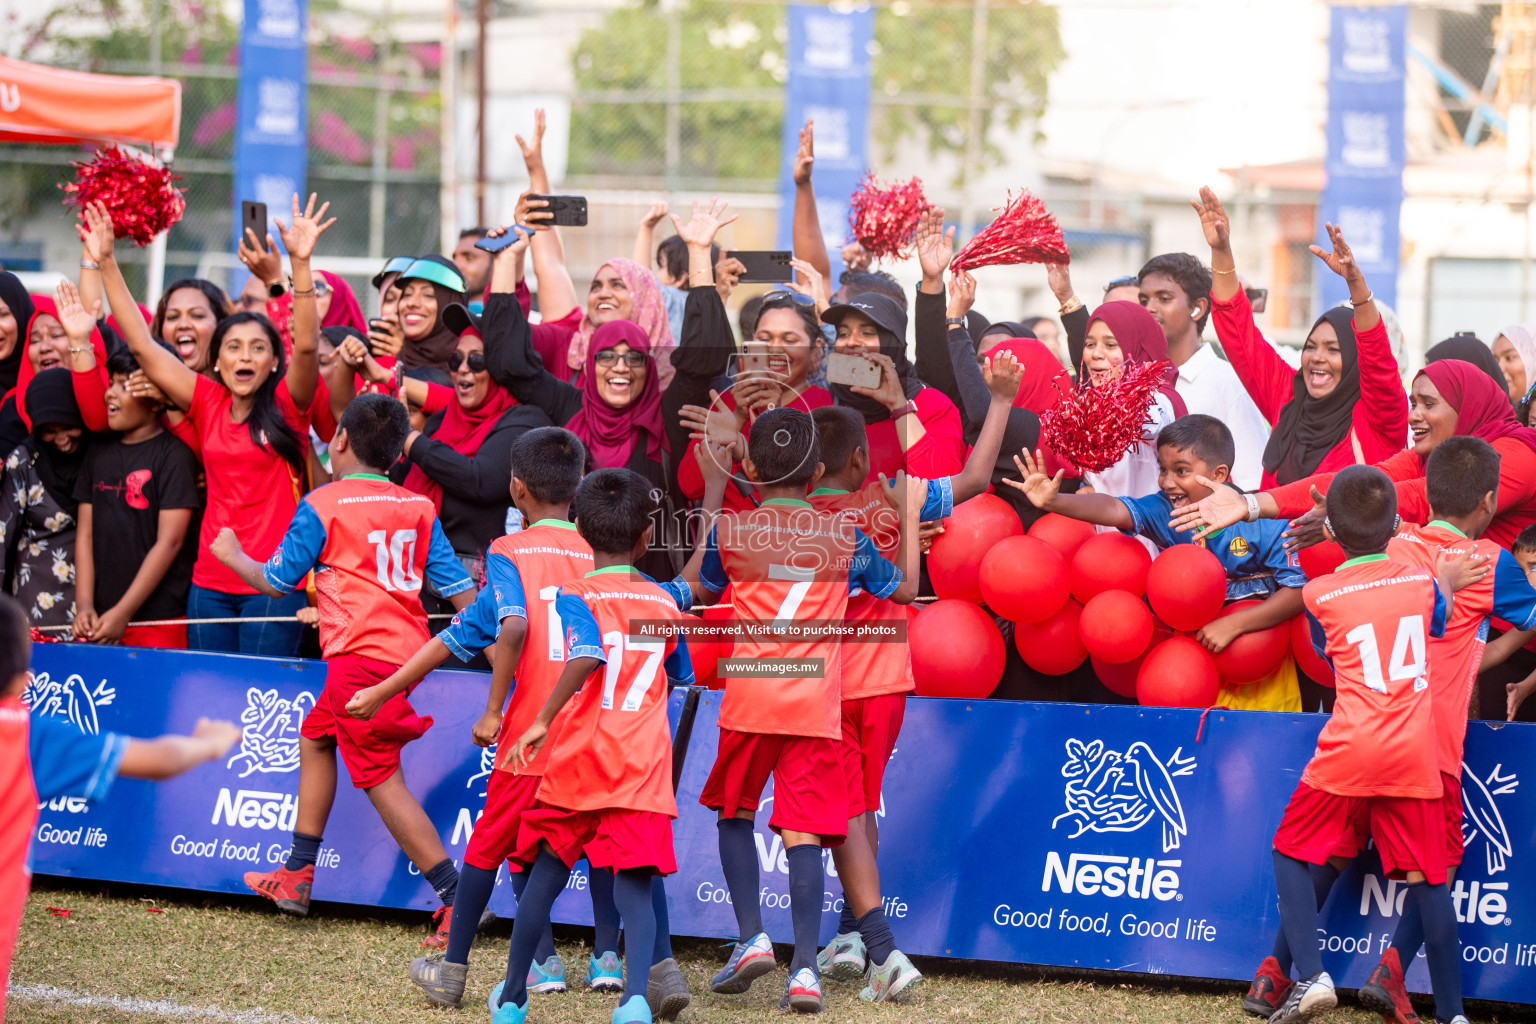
[9,882,1532,1024]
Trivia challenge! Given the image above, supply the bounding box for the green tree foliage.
[567,0,1063,187]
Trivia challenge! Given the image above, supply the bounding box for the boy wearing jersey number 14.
[688,408,922,1015]
[488,467,701,1024]
[1265,465,1485,1024]
[214,394,478,948]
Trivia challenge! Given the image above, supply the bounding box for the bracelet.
[945,317,968,328]
[1058,297,1083,316]
[1348,290,1373,307]
[79,259,99,271]
[290,286,316,297]
[68,346,93,355]
[1213,267,1237,276]
[1244,493,1261,523]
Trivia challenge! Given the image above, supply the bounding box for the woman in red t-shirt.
[80,195,329,656]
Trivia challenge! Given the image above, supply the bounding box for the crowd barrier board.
[24,645,1536,1003]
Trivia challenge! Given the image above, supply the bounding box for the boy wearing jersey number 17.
[1266,465,1485,1024]
[687,408,922,1014]
[213,394,479,948]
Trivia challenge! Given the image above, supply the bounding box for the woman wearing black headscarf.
[0,368,87,628]
[0,272,38,456]
[1426,333,1507,397]
[820,292,965,480]
[394,256,467,373]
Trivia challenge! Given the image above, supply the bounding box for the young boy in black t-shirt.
[72,349,200,648]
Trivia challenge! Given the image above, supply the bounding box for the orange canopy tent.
[0,55,180,157]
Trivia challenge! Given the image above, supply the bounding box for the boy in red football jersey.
[803,351,1020,1000]
[689,407,921,1014]
[213,393,477,947]
[1266,465,1479,1024]
[488,467,697,1024]
[342,427,599,1005]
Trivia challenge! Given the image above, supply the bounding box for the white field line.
[8,985,359,1024]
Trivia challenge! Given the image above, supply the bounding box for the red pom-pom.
[950,189,1069,271]
[62,146,186,247]
[847,173,931,261]
[1041,362,1171,473]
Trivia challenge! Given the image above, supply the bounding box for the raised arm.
[79,202,198,410]
[789,120,831,279]
[913,208,961,407]
[484,227,583,424]
[1310,222,1404,451]
[1045,264,1088,372]
[516,109,579,323]
[271,193,334,411]
[634,201,668,270]
[1003,448,1134,530]
[949,351,1023,503]
[55,279,110,432]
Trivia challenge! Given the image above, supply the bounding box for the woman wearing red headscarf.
[4,293,110,451]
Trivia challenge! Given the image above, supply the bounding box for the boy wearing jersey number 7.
[490,467,699,1024]
[212,394,478,947]
[689,407,922,1014]
[1266,465,1483,1024]
[805,351,1022,1001]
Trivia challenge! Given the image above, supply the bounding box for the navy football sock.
[1407,881,1463,1021]
[1272,851,1324,980]
[652,875,675,962]
[425,858,458,907]
[446,864,496,965]
[838,901,857,935]
[612,869,657,1001]
[284,832,322,872]
[501,851,571,1007]
[1390,887,1427,962]
[511,867,557,964]
[717,818,763,940]
[787,844,823,974]
[589,866,622,957]
[857,907,896,966]
[1271,860,1340,975]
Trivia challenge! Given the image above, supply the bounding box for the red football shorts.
[1441,771,1465,869]
[840,693,905,818]
[1273,781,1448,885]
[463,769,543,872]
[301,654,432,790]
[120,623,187,649]
[516,803,677,875]
[700,728,848,845]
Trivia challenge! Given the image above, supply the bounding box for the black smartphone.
[526,194,588,227]
[1244,286,1269,314]
[240,200,268,251]
[733,250,793,284]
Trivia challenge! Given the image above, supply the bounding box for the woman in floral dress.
[0,369,85,628]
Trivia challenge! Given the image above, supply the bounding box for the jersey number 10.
[1344,614,1427,694]
[368,529,421,592]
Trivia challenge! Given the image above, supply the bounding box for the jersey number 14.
[1344,614,1427,693]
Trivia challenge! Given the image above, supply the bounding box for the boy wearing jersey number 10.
[486,466,704,1024]
[212,394,479,948]
[1265,465,1485,1024]
[687,407,923,1014]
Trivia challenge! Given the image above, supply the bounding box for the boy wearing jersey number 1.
[488,467,701,1024]
[805,351,1022,1001]
[213,394,478,947]
[1265,465,1483,1024]
[688,407,922,1014]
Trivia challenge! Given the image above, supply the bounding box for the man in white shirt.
[1138,253,1270,490]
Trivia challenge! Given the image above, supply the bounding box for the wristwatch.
[1243,493,1261,522]
[945,317,968,329]
[892,399,918,420]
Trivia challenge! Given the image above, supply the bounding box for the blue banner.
[776,3,873,285]
[233,0,308,254]
[25,646,1536,1004]
[1318,5,1406,314]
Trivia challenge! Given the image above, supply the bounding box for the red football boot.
[1242,955,1293,1017]
[244,864,313,917]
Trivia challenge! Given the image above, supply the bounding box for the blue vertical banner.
[1317,5,1407,313]
[233,0,308,254]
[777,3,873,285]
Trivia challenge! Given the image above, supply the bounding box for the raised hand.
[851,353,907,411]
[784,257,830,314]
[1310,221,1366,286]
[641,200,669,229]
[1191,186,1231,251]
[915,207,955,284]
[238,226,282,286]
[983,350,1023,404]
[792,119,815,186]
[1002,449,1064,509]
[516,107,547,175]
[1280,486,1329,552]
[947,268,978,320]
[275,193,336,262]
[77,201,116,263]
[513,190,553,231]
[714,252,746,303]
[841,240,871,274]
[54,279,101,342]
[1167,479,1247,539]
[695,435,737,489]
[670,196,739,250]
[1046,263,1075,306]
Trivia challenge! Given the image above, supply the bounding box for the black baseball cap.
[441,301,481,336]
[821,292,907,338]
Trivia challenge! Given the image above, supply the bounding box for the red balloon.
[980,535,1069,623]
[1079,591,1153,664]
[1146,544,1228,631]
[1210,600,1291,685]
[689,603,737,690]
[1070,532,1152,603]
[928,494,1025,604]
[1137,636,1220,707]
[1298,540,1346,581]
[1029,512,1096,562]
[1290,613,1335,687]
[909,599,1005,698]
[1015,599,1088,675]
